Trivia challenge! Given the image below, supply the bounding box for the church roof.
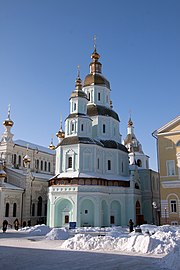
[100,140,128,152]
[84,73,110,88]
[87,104,120,121]
[14,140,55,155]
[66,113,91,120]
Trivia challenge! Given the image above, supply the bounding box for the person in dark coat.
[129,219,134,233]
[14,219,19,231]
[2,220,8,233]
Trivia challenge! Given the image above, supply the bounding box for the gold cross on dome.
[77,65,80,78]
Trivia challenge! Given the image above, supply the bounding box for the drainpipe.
[20,189,25,227]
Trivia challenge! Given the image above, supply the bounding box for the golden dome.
[23,154,31,164]
[3,119,14,127]
[84,73,110,88]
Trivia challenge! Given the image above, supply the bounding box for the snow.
[1,224,180,270]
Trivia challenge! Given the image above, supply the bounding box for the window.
[103,124,106,134]
[98,92,101,101]
[137,159,142,167]
[41,160,43,171]
[48,162,51,172]
[176,141,180,146]
[72,123,74,131]
[13,203,17,217]
[36,160,39,170]
[88,92,90,101]
[44,204,47,216]
[5,203,9,217]
[37,197,42,216]
[32,203,35,216]
[122,162,124,172]
[74,103,76,111]
[167,160,175,176]
[13,154,17,165]
[18,155,21,167]
[44,161,47,171]
[171,200,177,213]
[108,160,111,170]
[68,157,72,168]
[85,210,88,214]
[97,158,100,169]
[81,124,84,131]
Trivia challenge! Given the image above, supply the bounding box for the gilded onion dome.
[83,38,110,89]
[3,105,14,127]
[56,117,65,139]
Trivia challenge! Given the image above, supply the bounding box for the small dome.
[23,154,31,164]
[3,119,14,127]
[70,90,87,99]
[84,73,110,88]
[56,129,65,139]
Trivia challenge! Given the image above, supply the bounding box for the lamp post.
[164,207,167,224]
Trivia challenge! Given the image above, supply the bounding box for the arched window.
[18,155,21,167]
[13,154,17,166]
[13,203,17,217]
[41,161,43,171]
[37,197,42,216]
[103,124,106,134]
[5,203,9,217]
[176,140,180,146]
[44,161,47,171]
[32,203,35,216]
[48,162,51,172]
[137,159,142,167]
[68,157,72,168]
[36,159,39,170]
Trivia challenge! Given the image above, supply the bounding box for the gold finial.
[75,65,82,90]
[49,136,55,150]
[23,144,31,165]
[3,104,14,127]
[128,110,133,127]
[93,35,97,51]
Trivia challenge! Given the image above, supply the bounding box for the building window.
[72,123,74,131]
[85,210,88,214]
[97,158,100,169]
[32,203,35,216]
[81,124,84,131]
[108,160,111,170]
[166,160,175,176]
[170,200,177,213]
[137,159,142,167]
[36,160,39,170]
[5,203,9,217]
[98,92,101,101]
[68,157,72,168]
[48,162,51,172]
[18,155,21,167]
[44,161,47,171]
[103,124,106,134]
[37,196,42,216]
[88,92,90,101]
[13,203,17,217]
[41,161,43,171]
[74,103,76,111]
[122,162,124,172]
[13,154,17,166]
[176,140,180,146]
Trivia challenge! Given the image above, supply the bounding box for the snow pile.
[45,228,69,240]
[20,224,51,236]
[61,225,180,256]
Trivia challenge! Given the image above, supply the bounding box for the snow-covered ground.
[0,224,180,270]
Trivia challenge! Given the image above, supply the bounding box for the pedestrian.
[2,219,8,233]
[129,219,134,233]
[14,219,19,231]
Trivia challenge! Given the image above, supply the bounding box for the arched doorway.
[80,199,95,227]
[54,199,73,227]
[110,200,121,226]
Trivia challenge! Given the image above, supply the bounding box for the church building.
[47,44,159,228]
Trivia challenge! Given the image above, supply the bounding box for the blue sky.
[0,0,179,171]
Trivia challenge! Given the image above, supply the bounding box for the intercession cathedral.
[0,42,160,228]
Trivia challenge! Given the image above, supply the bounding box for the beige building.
[0,107,55,227]
[153,115,180,225]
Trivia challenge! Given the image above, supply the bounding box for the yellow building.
[153,116,180,225]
